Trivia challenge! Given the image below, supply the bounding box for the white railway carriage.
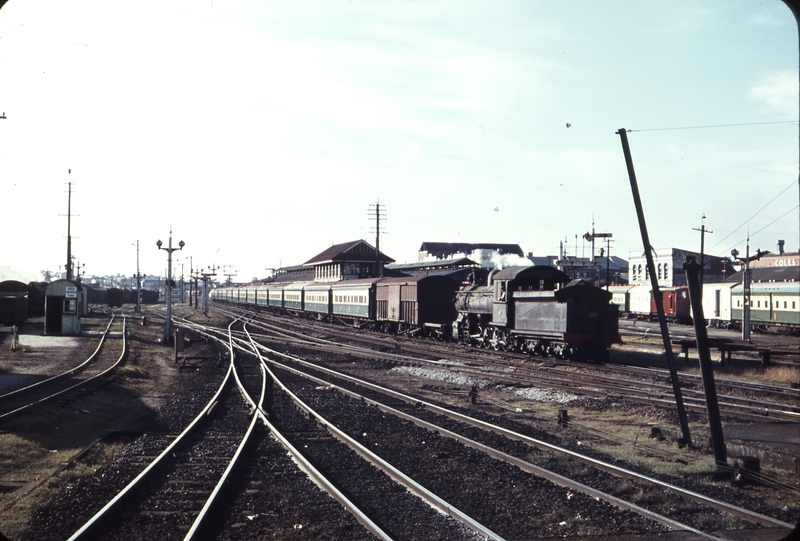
[255,285,269,306]
[282,282,310,311]
[304,283,332,316]
[695,282,738,327]
[266,283,284,308]
[628,285,653,316]
[331,278,382,320]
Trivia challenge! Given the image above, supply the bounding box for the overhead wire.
[628,120,798,132]
[723,205,800,255]
[708,178,799,254]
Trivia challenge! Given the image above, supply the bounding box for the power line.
[723,205,800,255]
[708,178,798,253]
[628,120,798,132]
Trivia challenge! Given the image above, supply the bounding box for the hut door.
[45,297,63,334]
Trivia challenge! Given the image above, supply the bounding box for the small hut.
[45,280,83,335]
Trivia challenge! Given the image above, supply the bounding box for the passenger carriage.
[330,277,382,324]
[304,283,332,318]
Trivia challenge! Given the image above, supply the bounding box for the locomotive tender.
[211,265,621,362]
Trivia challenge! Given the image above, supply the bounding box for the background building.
[628,248,735,287]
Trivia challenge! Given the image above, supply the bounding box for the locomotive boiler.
[453,266,620,361]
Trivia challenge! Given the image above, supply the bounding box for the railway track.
[66,317,258,540]
[216,306,800,424]
[187,314,797,539]
[0,315,127,421]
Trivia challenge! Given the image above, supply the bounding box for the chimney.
[778,239,785,255]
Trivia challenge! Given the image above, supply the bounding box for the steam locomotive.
[211,265,621,362]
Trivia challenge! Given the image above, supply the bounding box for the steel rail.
[0,316,116,401]
[237,321,396,541]
[226,303,799,399]
[246,339,794,533]
[0,316,127,420]
[192,315,800,423]
[238,324,505,541]
[66,317,239,541]
[183,318,265,541]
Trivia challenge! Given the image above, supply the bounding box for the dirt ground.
[0,302,223,540]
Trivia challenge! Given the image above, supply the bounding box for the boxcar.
[107,288,124,307]
[375,275,459,336]
[696,282,737,327]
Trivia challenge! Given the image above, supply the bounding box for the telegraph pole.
[692,215,712,299]
[65,175,73,281]
[617,127,692,446]
[134,240,142,314]
[368,200,387,277]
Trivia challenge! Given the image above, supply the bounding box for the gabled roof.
[419,242,523,256]
[387,257,478,271]
[304,240,395,265]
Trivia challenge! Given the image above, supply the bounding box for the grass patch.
[118,365,151,379]
[0,434,125,538]
[683,364,800,387]
[0,361,11,373]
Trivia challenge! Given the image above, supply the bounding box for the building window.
[657,264,662,280]
[663,263,669,281]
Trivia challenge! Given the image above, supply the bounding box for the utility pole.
[616,127,692,446]
[692,214,712,299]
[157,231,185,342]
[134,240,142,314]
[684,258,727,471]
[65,175,73,281]
[605,238,613,290]
[367,200,387,277]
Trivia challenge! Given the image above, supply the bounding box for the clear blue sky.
[0,0,797,282]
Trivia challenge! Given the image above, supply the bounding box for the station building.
[628,248,735,287]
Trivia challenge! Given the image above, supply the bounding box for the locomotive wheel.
[482,328,492,349]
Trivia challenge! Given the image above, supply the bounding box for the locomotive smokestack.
[778,239,785,255]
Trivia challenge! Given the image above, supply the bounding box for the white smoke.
[490,253,533,270]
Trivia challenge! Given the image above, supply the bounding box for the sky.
[0,0,797,283]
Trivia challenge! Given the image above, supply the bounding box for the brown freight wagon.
[375,275,459,338]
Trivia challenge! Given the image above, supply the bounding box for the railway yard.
[0,302,798,540]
